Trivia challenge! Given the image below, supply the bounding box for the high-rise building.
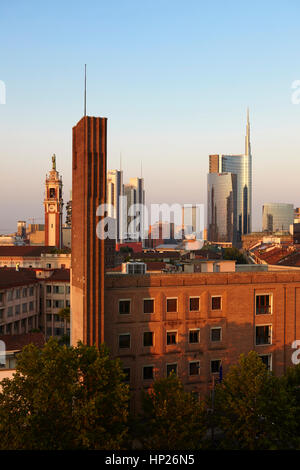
[208,110,252,241]
[207,172,237,244]
[262,203,294,232]
[124,177,145,240]
[44,155,63,248]
[107,169,124,241]
[71,116,107,348]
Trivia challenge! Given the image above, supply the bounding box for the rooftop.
[0,332,45,352]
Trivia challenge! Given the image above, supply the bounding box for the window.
[167,298,177,313]
[0,309,4,320]
[256,294,272,314]
[143,366,154,380]
[66,286,70,294]
[22,288,27,297]
[53,300,64,309]
[53,285,64,294]
[119,334,130,349]
[15,289,21,299]
[259,354,272,371]
[166,363,177,376]
[189,361,200,376]
[15,305,20,315]
[143,299,154,314]
[256,325,272,345]
[66,300,70,307]
[29,287,34,297]
[123,368,130,382]
[7,290,13,301]
[189,329,200,344]
[143,331,154,347]
[7,306,13,317]
[211,360,221,374]
[211,296,221,310]
[46,314,52,322]
[119,300,131,314]
[211,327,222,342]
[46,285,52,294]
[189,297,200,311]
[166,330,177,345]
[46,299,52,308]
[46,263,52,269]
[29,301,34,311]
[22,303,27,313]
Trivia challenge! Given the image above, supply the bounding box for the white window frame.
[189,296,200,312]
[189,360,200,376]
[166,297,178,313]
[118,299,131,315]
[259,353,272,371]
[211,295,222,311]
[118,332,131,349]
[166,362,178,376]
[210,326,222,342]
[255,292,273,315]
[189,328,200,344]
[166,329,178,345]
[255,324,272,346]
[143,330,154,347]
[143,298,155,314]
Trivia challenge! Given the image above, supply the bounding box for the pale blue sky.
[1,0,300,232]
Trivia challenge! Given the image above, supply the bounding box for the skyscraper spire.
[84,64,87,117]
[245,107,251,156]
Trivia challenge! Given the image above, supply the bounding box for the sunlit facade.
[262,203,294,232]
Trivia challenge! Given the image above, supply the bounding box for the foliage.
[0,338,129,450]
[214,351,297,449]
[140,373,208,450]
[57,306,70,322]
[223,247,247,264]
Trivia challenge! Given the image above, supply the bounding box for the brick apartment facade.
[104,270,300,411]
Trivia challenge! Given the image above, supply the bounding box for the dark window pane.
[189,330,199,343]
[167,363,177,376]
[256,295,271,314]
[189,362,200,375]
[256,326,271,345]
[144,299,154,314]
[211,328,221,342]
[119,334,130,348]
[167,298,177,312]
[143,332,153,347]
[190,297,200,311]
[212,297,221,310]
[211,360,221,373]
[143,366,153,380]
[167,331,177,345]
[119,300,130,314]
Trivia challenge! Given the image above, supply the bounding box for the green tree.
[214,351,297,449]
[140,373,208,450]
[0,338,129,450]
[223,247,247,264]
[283,363,300,444]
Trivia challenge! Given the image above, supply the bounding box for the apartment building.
[104,269,300,411]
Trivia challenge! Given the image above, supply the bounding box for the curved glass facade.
[207,172,237,243]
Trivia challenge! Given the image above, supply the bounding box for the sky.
[1,0,300,233]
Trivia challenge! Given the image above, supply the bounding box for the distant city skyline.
[1,1,300,233]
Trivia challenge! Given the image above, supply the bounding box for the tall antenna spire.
[141,160,143,179]
[120,152,122,172]
[84,64,87,117]
[245,107,251,156]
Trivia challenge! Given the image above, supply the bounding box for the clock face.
[49,205,55,212]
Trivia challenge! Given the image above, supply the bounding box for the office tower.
[17,221,26,239]
[71,116,107,347]
[262,203,294,232]
[124,177,145,240]
[44,154,63,248]
[107,169,124,241]
[209,110,252,241]
[207,172,237,244]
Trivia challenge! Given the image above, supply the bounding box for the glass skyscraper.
[208,110,252,244]
[262,203,294,232]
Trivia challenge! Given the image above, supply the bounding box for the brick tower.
[44,154,63,248]
[71,116,107,347]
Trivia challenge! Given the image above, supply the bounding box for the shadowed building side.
[71,116,107,347]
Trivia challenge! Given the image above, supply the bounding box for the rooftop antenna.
[120,152,122,172]
[141,161,143,179]
[84,64,87,117]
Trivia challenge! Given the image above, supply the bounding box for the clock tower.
[44,154,63,248]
